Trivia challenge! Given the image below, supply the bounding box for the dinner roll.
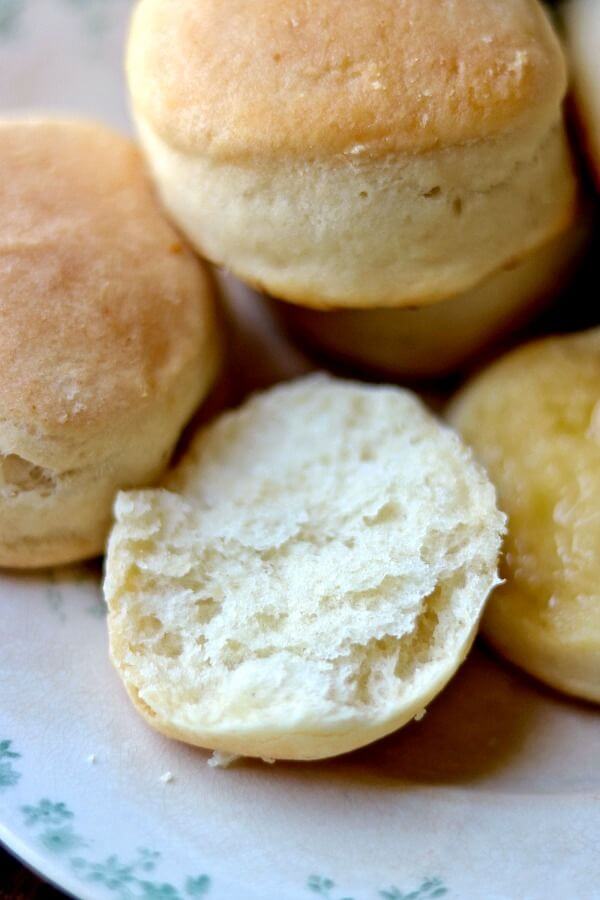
[0,119,220,568]
[449,330,600,702]
[273,220,587,378]
[105,375,505,761]
[128,0,576,310]
[565,0,600,187]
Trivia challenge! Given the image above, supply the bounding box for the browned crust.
[0,118,217,435]
[128,0,567,161]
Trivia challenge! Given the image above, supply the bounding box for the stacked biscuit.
[128,0,582,377]
[2,0,598,762]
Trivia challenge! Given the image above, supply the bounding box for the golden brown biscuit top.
[0,119,215,435]
[128,0,567,161]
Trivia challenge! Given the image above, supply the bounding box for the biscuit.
[105,375,505,761]
[0,118,220,567]
[449,330,600,702]
[273,221,587,378]
[128,0,575,310]
[565,0,600,187]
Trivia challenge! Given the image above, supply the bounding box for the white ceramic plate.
[1,3,599,899]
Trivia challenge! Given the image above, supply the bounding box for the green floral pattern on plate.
[2,740,450,898]
[307,875,448,900]
[20,797,211,898]
[2,740,212,898]
[0,740,21,791]
[22,799,86,855]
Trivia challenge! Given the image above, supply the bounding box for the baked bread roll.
[105,375,505,761]
[449,330,600,702]
[565,0,600,187]
[128,0,575,310]
[0,118,220,568]
[273,221,587,378]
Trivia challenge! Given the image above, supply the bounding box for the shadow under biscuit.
[336,644,542,787]
[236,641,598,791]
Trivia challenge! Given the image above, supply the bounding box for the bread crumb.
[414,709,427,722]
[289,16,299,28]
[86,754,96,764]
[208,751,239,769]
[548,596,558,609]
[261,757,275,765]
[159,771,174,783]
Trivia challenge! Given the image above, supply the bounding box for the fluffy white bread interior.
[105,375,505,760]
[274,218,588,378]
[128,0,576,309]
[449,330,600,703]
[0,119,220,568]
[565,0,600,186]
